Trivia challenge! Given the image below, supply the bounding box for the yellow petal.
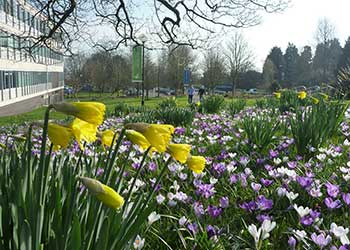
[125,129,152,151]
[167,144,191,163]
[53,102,106,125]
[70,118,98,149]
[80,177,124,210]
[48,123,73,150]
[273,92,281,99]
[101,130,116,148]
[297,91,307,100]
[125,123,174,153]
[186,155,206,174]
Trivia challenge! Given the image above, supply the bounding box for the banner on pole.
[132,46,143,82]
[183,68,190,84]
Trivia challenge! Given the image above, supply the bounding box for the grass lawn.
[0,93,257,126]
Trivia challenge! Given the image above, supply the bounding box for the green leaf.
[20,220,32,250]
[68,214,81,250]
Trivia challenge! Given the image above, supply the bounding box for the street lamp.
[139,34,146,106]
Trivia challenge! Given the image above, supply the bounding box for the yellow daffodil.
[167,144,191,163]
[311,97,319,104]
[70,118,98,149]
[80,177,124,210]
[125,129,151,151]
[100,130,116,148]
[48,123,73,150]
[320,93,329,101]
[186,155,206,174]
[297,91,307,100]
[125,123,174,152]
[273,92,281,99]
[196,101,201,106]
[52,102,106,125]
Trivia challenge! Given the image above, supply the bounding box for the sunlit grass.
[0,93,258,126]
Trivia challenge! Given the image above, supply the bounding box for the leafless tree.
[315,17,336,45]
[224,32,254,95]
[202,48,227,91]
[21,0,289,54]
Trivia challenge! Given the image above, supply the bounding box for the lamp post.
[140,35,146,106]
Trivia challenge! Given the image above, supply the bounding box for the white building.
[0,0,64,116]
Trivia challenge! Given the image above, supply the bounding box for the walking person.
[188,85,195,104]
[198,85,205,102]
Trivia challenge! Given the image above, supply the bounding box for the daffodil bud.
[80,177,124,210]
[186,155,206,174]
[167,144,191,163]
[52,102,106,125]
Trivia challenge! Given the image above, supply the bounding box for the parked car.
[64,85,74,95]
[157,87,175,95]
[246,88,257,94]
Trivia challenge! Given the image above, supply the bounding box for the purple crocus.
[251,182,262,192]
[287,161,297,169]
[230,174,239,184]
[240,201,257,212]
[260,178,274,187]
[288,236,297,250]
[269,149,279,158]
[207,205,223,218]
[212,162,226,177]
[324,197,342,209]
[325,182,340,198]
[296,176,313,188]
[187,222,198,234]
[148,162,157,171]
[342,193,350,206]
[311,233,332,248]
[193,201,205,217]
[300,215,314,226]
[256,195,273,211]
[206,225,216,239]
[256,214,272,223]
[196,184,215,199]
[219,196,229,208]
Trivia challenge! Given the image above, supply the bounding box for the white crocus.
[147,211,161,225]
[133,235,145,250]
[286,191,299,202]
[293,229,307,241]
[293,204,310,217]
[330,223,350,245]
[248,220,276,247]
[261,220,276,240]
[248,224,261,247]
[316,153,327,162]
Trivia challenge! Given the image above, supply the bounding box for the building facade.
[0,0,64,116]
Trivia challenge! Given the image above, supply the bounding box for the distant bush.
[158,97,177,110]
[290,101,347,157]
[114,102,130,116]
[227,99,246,116]
[201,95,225,114]
[241,114,279,153]
[154,107,195,127]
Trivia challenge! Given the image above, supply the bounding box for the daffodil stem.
[39,106,51,204]
[103,128,125,184]
[140,157,172,213]
[121,146,151,214]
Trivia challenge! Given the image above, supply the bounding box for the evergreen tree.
[267,47,285,83]
[283,43,299,87]
[313,38,342,84]
[262,58,276,88]
[338,36,350,71]
[297,46,312,85]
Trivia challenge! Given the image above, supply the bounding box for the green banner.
[132,46,143,82]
